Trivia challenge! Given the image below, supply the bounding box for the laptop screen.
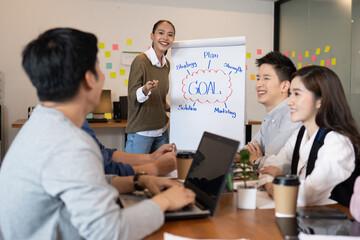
[184,131,239,215]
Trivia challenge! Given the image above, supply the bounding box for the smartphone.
[296,209,347,219]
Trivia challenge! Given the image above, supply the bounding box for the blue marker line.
[224,103,227,108]
[208,60,211,69]
[229,71,232,75]
[193,103,196,106]
[187,70,190,75]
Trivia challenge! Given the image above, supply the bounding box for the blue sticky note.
[106,63,112,69]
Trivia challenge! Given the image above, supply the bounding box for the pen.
[171,143,175,152]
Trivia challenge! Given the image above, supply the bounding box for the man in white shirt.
[247,51,301,169]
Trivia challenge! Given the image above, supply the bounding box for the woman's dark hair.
[152,20,175,56]
[292,65,360,157]
[152,20,175,35]
[22,28,98,102]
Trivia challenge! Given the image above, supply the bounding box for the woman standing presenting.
[125,20,175,154]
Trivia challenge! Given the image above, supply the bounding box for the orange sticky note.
[320,60,325,66]
[105,51,111,57]
[124,79,128,85]
[331,58,336,65]
[120,69,126,75]
[250,74,256,80]
[246,53,251,58]
[126,39,133,45]
[110,72,116,78]
[99,43,105,49]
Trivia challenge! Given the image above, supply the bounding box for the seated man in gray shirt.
[0,28,195,240]
[247,51,302,169]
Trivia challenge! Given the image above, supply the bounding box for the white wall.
[0,0,273,156]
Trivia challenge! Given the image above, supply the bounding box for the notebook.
[118,131,240,220]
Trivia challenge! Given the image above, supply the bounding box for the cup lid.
[273,174,300,186]
[176,151,195,158]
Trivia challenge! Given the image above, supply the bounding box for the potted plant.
[232,149,258,209]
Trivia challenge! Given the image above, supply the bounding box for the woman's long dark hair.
[292,65,360,158]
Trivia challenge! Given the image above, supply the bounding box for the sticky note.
[257,49,262,55]
[324,45,330,53]
[86,113,93,119]
[106,63,112,69]
[298,54,302,61]
[124,79,129,85]
[99,43,105,49]
[298,63,302,69]
[326,59,331,66]
[312,55,316,62]
[110,72,116,78]
[316,48,321,55]
[113,44,119,50]
[285,51,289,57]
[246,52,251,58]
[305,51,309,57]
[320,60,325,66]
[250,74,256,80]
[126,39,133,45]
[120,69,126,75]
[331,58,336,65]
[292,51,296,57]
[105,51,111,57]
[246,65,248,70]
[104,113,112,119]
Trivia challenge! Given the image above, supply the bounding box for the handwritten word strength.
[224,63,242,74]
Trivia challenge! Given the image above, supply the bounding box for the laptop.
[118,131,240,220]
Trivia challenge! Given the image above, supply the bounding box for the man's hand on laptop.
[151,185,195,212]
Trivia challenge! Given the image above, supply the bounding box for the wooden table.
[144,193,351,240]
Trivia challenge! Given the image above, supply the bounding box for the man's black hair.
[22,28,98,102]
[256,51,296,83]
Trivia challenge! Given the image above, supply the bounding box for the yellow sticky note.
[120,69,126,75]
[250,74,256,80]
[305,51,309,57]
[324,46,330,53]
[246,52,251,58]
[105,51,111,57]
[316,48,321,55]
[99,43,105,49]
[320,60,325,66]
[124,79,128,85]
[126,39,133,45]
[292,51,296,57]
[298,63,302,69]
[331,58,336,65]
[104,113,112,119]
[110,72,116,78]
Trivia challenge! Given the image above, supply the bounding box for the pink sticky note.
[246,65,248,70]
[326,59,331,66]
[112,44,119,50]
[312,55,316,62]
[285,51,289,57]
[257,49,262,55]
[298,54,303,61]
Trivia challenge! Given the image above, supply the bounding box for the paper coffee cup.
[176,152,194,180]
[273,174,299,218]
